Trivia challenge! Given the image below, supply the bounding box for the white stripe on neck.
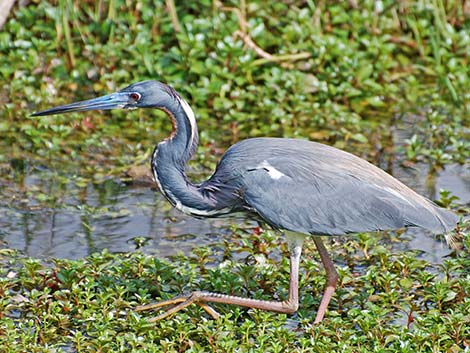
[176,97,197,151]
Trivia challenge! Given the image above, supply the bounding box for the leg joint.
[280,300,299,314]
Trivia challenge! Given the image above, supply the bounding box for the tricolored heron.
[33,80,458,323]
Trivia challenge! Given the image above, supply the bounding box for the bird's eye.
[129,92,141,101]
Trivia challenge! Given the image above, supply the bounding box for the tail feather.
[433,207,459,233]
[407,202,458,234]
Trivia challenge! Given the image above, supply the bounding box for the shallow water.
[1,111,469,263]
[1,157,468,264]
[0,177,250,260]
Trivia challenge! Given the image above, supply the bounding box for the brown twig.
[233,30,274,61]
[0,0,16,30]
[217,1,311,68]
[166,0,181,33]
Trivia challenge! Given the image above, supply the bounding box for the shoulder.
[222,137,330,160]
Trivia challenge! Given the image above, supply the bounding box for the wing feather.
[214,138,457,235]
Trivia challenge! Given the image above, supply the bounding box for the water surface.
[1,117,468,263]
[1,159,467,263]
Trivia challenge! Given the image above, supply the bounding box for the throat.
[160,99,199,162]
[150,96,229,217]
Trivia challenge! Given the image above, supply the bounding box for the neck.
[151,95,219,216]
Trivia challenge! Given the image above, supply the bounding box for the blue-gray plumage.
[33,80,458,323]
[199,138,456,235]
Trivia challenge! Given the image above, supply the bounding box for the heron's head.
[32,80,179,116]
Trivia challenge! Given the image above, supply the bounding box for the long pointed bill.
[32,92,131,116]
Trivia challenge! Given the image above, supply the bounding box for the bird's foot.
[135,291,221,322]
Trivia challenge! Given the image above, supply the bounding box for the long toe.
[135,295,189,312]
[198,302,221,319]
[136,292,220,322]
[146,295,200,322]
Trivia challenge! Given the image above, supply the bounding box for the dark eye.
[129,92,141,101]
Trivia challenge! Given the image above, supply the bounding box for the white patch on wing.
[177,97,197,147]
[257,160,286,180]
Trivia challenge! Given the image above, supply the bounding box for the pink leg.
[136,233,305,322]
[312,236,338,323]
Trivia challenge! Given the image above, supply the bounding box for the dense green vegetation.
[1,0,469,172]
[0,0,469,352]
[1,231,469,352]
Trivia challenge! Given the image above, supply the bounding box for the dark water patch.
[0,173,253,260]
[0,112,468,264]
[1,160,467,264]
